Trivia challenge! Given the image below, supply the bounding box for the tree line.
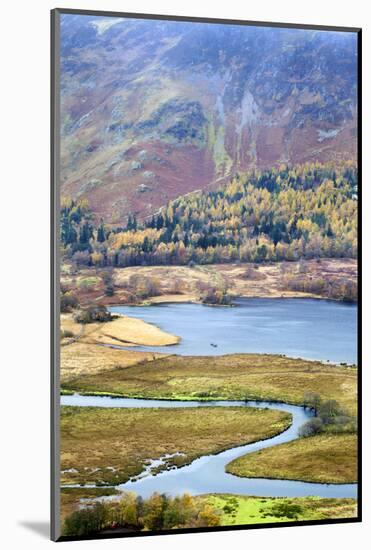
[61,161,357,268]
[63,492,220,537]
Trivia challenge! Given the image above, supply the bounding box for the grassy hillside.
[60,15,357,221]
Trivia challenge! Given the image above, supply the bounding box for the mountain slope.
[60,14,358,222]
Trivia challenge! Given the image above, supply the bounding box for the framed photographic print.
[51,8,361,542]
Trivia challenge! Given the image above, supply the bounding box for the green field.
[202,494,357,525]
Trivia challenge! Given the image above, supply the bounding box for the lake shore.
[61,258,357,308]
[60,313,178,382]
[109,298,357,365]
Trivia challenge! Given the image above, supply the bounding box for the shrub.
[317,399,344,425]
[298,417,323,437]
[104,283,115,296]
[197,504,220,527]
[328,416,356,434]
[74,305,112,324]
[195,391,212,398]
[168,278,184,294]
[199,285,233,306]
[101,270,115,296]
[78,277,100,291]
[303,392,322,412]
[72,250,91,267]
[266,502,303,520]
[101,271,112,284]
[60,291,79,313]
[61,329,74,339]
[241,266,266,280]
[301,394,355,434]
[128,275,161,299]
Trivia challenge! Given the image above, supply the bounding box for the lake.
[110,298,357,364]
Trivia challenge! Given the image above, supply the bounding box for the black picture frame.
[51,8,362,542]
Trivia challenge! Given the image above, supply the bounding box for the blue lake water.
[109,298,357,364]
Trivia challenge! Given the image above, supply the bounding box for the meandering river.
[61,298,357,499]
[61,394,357,498]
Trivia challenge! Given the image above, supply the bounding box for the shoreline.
[108,292,358,309]
[62,259,358,309]
[96,336,357,371]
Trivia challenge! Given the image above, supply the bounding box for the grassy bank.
[61,342,169,383]
[202,494,357,525]
[61,406,291,486]
[226,433,357,484]
[62,353,357,415]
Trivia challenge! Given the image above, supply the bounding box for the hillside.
[60,15,358,222]
[60,163,357,270]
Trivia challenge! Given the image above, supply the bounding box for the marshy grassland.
[62,353,357,415]
[60,406,291,486]
[202,494,357,525]
[60,343,169,384]
[60,350,357,488]
[61,350,357,488]
[226,433,357,484]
